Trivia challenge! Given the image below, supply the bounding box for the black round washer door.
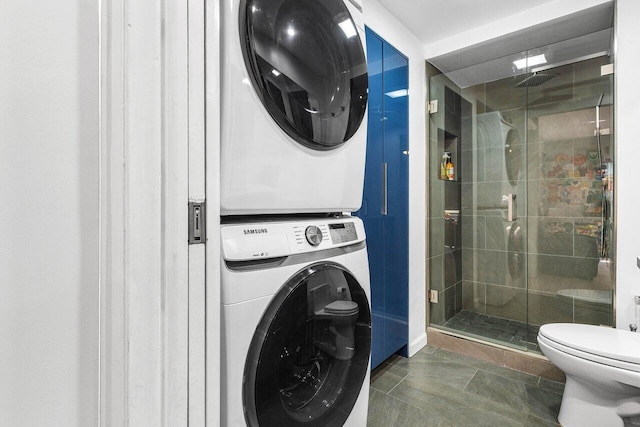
[243,262,371,426]
[240,0,368,150]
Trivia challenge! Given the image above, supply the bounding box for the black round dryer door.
[240,0,368,150]
[243,262,371,426]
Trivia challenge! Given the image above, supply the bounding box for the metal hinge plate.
[188,201,206,244]
[428,289,439,303]
[428,99,438,114]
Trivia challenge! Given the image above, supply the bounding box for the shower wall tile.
[462,182,505,213]
[527,63,573,110]
[527,254,611,294]
[479,249,508,287]
[485,216,507,251]
[461,182,473,211]
[431,297,446,326]
[476,148,486,183]
[574,232,600,259]
[503,109,525,135]
[430,137,445,181]
[430,254,445,292]
[444,248,461,288]
[462,215,485,249]
[463,248,526,289]
[460,183,474,213]
[444,181,461,210]
[508,252,527,290]
[458,150,482,182]
[527,145,543,181]
[484,79,527,112]
[527,180,545,217]
[462,248,475,282]
[485,285,526,323]
[444,284,457,322]
[455,282,463,313]
[462,281,486,313]
[539,109,600,141]
[574,299,612,326]
[429,179,444,219]
[527,291,572,326]
[573,56,611,102]
[574,138,599,162]
[530,254,599,282]
[429,217,445,258]
[529,217,574,256]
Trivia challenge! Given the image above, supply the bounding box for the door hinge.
[428,289,439,303]
[601,63,614,76]
[188,201,206,244]
[427,99,438,114]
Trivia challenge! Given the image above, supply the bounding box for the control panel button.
[305,225,323,246]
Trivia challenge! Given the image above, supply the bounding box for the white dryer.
[220,0,369,215]
[221,216,371,426]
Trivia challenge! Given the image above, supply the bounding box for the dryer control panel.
[221,216,366,261]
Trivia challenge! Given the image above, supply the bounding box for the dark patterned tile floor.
[442,310,541,352]
[367,346,564,427]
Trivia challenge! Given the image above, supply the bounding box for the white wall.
[614,0,640,329]
[0,1,99,426]
[365,0,427,356]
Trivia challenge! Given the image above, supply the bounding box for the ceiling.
[374,0,556,45]
[375,0,615,88]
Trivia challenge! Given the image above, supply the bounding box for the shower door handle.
[382,162,388,216]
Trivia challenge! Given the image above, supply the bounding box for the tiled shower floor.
[442,310,541,352]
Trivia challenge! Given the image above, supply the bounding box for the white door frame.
[99,0,211,424]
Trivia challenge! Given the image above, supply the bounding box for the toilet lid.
[539,323,640,367]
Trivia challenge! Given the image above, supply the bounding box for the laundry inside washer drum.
[243,263,371,426]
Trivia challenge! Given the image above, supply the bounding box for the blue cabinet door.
[356,28,408,370]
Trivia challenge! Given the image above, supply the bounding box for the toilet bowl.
[538,323,640,427]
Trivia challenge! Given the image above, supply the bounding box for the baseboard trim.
[407,332,428,357]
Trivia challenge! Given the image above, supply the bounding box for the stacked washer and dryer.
[219,0,372,426]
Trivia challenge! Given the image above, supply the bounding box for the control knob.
[305,225,323,246]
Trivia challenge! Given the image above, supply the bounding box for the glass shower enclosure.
[428,44,615,353]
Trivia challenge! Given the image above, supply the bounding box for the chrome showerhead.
[514,72,556,88]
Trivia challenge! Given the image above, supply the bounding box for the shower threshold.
[441,310,541,353]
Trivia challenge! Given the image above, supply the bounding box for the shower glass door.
[428,49,615,353]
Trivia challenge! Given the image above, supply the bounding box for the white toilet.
[538,323,640,427]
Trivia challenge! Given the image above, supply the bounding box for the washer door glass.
[240,0,368,150]
[243,262,371,426]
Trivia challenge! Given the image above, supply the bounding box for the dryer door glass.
[243,262,371,427]
[240,0,368,150]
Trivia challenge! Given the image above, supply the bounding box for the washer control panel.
[222,216,365,261]
[328,222,358,244]
[305,225,323,246]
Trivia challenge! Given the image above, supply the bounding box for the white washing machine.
[221,216,371,426]
[220,0,369,215]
